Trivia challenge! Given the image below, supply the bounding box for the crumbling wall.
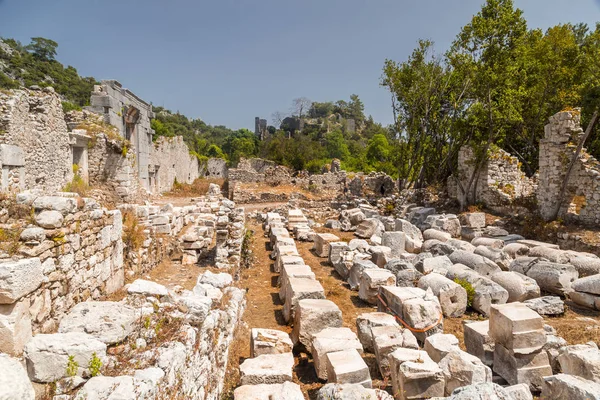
[448,145,535,207]
[0,88,71,193]
[151,136,200,193]
[201,157,228,179]
[538,109,600,224]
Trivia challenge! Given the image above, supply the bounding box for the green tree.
[325,130,350,160]
[25,37,58,61]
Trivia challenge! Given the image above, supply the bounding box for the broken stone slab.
[311,327,363,380]
[424,333,460,363]
[509,258,578,295]
[381,231,406,257]
[378,286,444,343]
[233,382,305,400]
[326,349,372,388]
[355,218,384,239]
[475,246,512,270]
[446,264,509,316]
[359,268,396,305]
[493,342,552,391]
[504,243,531,258]
[397,358,445,400]
[464,320,495,367]
[355,312,398,352]
[394,219,423,254]
[567,254,600,277]
[127,279,169,298]
[572,274,600,295]
[348,259,378,290]
[197,271,233,288]
[423,228,452,242]
[489,303,546,355]
[440,349,492,396]
[328,242,350,266]
[58,301,137,345]
[446,382,514,399]
[541,373,600,400]
[448,238,477,253]
[372,325,418,378]
[313,233,341,258]
[388,348,440,399]
[251,329,293,357]
[73,374,158,400]
[291,299,342,348]
[422,239,455,256]
[424,214,461,238]
[349,239,370,252]
[472,237,505,249]
[568,290,600,310]
[316,383,393,400]
[274,255,304,274]
[528,246,569,264]
[557,342,600,383]
[415,255,452,275]
[279,264,314,301]
[0,300,32,356]
[418,273,467,318]
[461,226,485,241]
[239,352,294,385]
[543,335,568,374]
[504,383,533,400]
[490,271,541,302]
[523,296,564,316]
[24,332,108,382]
[460,212,486,229]
[369,245,393,268]
[0,258,44,304]
[283,277,325,322]
[448,250,501,276]
[0,353,35,400]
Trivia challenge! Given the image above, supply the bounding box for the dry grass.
[544,304,600,344]
[165,178,225,197]
[122,211,145,252]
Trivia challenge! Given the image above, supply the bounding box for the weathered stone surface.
[528,246,569,264]
[359,268,396,304]
[355,312,398,352]
[440,349,492,395]
[381,231,406,257]
[239,352,294,385]
[425,214,461,237]
[24,332,107,382]
[460,212,486,229]
[58,301,137,345]
[397,357,445,400]
[279,264,314,301]
[475,246,512,270]
[283,277,325,322]
[313,233,340,258]
[424,333,460,363]
[328,242,350,267]
[523,296,564,316]
[234,382,305,400]
[418,273,467,317]
[509,259,578,295]
[490,271,540,302]
[415,255,453,275]
[472,237,505,249]
[423,228,451,242]
[446,264,509,316]
[572,275,600,295]
[355,218,384,239]
[504,383,534,400]
[504,243,531,258]
[291,299,342,348]
[73,375,157,400]
[557,343,600,383]
[311,327,363,380]
[317,383,393,400]
[197,271,233,288]
[35,210,64,228]
[489,303,546,355]
[541,373,600,400]
[448,250,501,276]
[369,245,392,267]
[493,343,552,391]
[174,291,212,326]
[251,329,293,357]
[544,334,568,374]
[371,325,418,377]
[127,279,169,297]
[464,320,495,367]
[0,353,35,400]
[326,349,371,388]
[348,259,378,290]
[0,258,44,304]
[0,300,32,356]
[446,382,512,400]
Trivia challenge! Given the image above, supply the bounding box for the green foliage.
[88,352,102,377]
[66,355,79,377]
[454,278,475,307]
[26,37,58,61]
[63,165,89,196]
[62,101,81,113]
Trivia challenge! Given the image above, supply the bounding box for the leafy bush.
[454,278,475,307]
[88,352,102,377]
[66,355,78,377]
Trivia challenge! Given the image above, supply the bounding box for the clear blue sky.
[1,0,599,130]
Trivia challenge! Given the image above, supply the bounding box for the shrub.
[63,165,89,196]
[66,355,78,377]
[454,278,475,307]
[122,212,145,252]
[88,352,102,377]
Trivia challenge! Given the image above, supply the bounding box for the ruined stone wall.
[151,136,200,193]
[0,88,71,193]
[200,158,228,179]
[0,193,124,352]
[448,145,536,207]
[538,110,600,224]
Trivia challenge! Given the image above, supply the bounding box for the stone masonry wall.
[0,88,71,193]
[538,109,600,224]
[151,135,200,193]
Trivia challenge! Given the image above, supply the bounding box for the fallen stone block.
[504,243,531,258]
[275,255,304,275]
[544,334,568,374]
[493,343,552,391]
[541,373,600,400]
[24,332,108,382]
[370,245,393,268]
[251,328,293,357]
[0,258,44,304]
[523,296,564,316]
[239,352,294,385]
[283,277,325,322]
[314,233,341,258]
[415,255,452,275]
[359,268,396,305]
[397,358,445,400]
[424,214,461,238]
[490,271,540,302]
[448,238,477,253]
[489,303,546,355]
[127,279,169,298]
[448,250,501,276]
[326,349,372,388]
[504,383,534,400]
[418,273,467,318]
[58,301,137,345]
[567,254,600,277]
[311,327,363,380]
[316,383,393,400]
[460,212,486,229]
[440,349,492,395]
[475,246,512,270]
[464,320,494,367]
[382,231,406,257]
[509,258,578,296]
[424,333,460,363]
[291,299,342,348]
[528,246,569,264]
[557,343,600,383]
[472,237,505,249]
[0,353,35,400]
[568,290,600,310]
[423,228,452,242]
[328,242,350,267]
[446,382,514,399]
[233,382,304,400]
[279,264,314,301]
[272,245,300,272]
[371,325,418,377]
[388,348,440,399]
[355,218,384,239]
[355,312,398,353]
[0,300,32,356]
[571,274,600,295]
[348,259,378,290]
